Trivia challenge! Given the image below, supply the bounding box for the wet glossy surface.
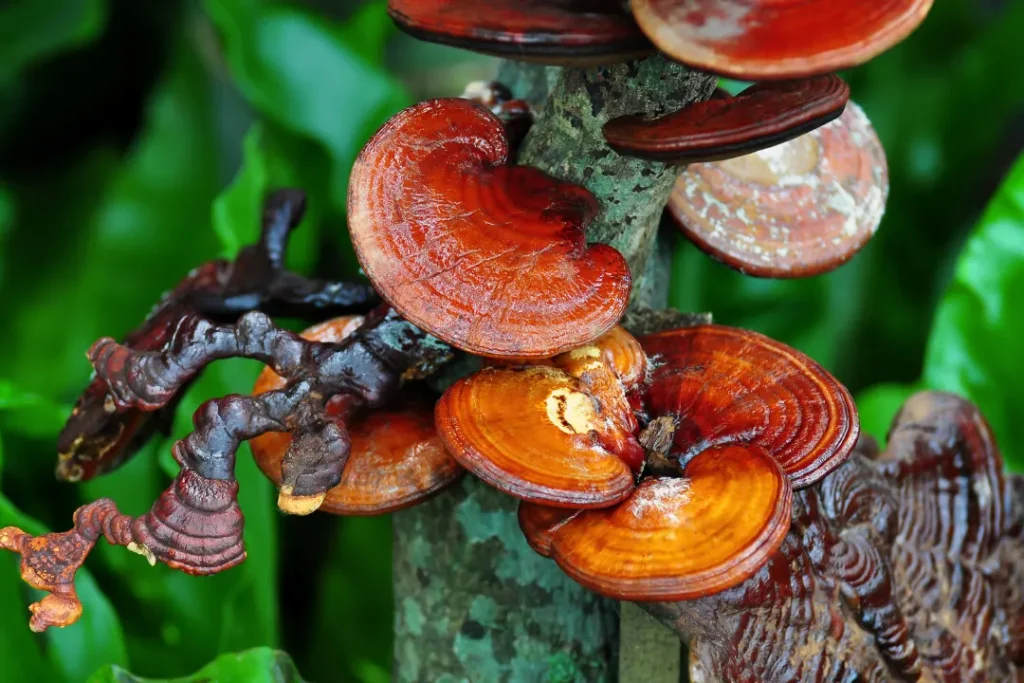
[603,75,849,163]
[388,0,652,64]
[250,316,463,514]
[436,365,637,508]
[517,501,580,557]
[633,0,934,79]
[642,325,859,488]
[549,444,791,600]
[348,98,631,358]
[668,102,889,278]
[649,391,1024,682]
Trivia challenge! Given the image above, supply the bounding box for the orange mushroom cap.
[250,316,463,515]
[667,102,888,278]
[632,0,934,80]
[435,365,638,508]
[642,325,859,488]
[387,0,653,66]
[547,443,791,600]
[517,501,580,558]
[603,75,850,164]
[348,98,632,359]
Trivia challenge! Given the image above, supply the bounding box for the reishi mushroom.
[542,444,791,600]
[631,0,935,79]
[387,0,653,65]
[667,102,889,277]
[347,98,631,358]
[642,325,859,488]
[603,75,850,164]
[250,315,463,514]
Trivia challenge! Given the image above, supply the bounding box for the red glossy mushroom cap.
[435,365,638,508]
[603,75,849,164]
[388,0,653,65]
[547,444,792,600]
[667,102,888,278]
[642,325,859,488]
[250,316,463,514]
[632,0,934,79]
[348,98,631,358]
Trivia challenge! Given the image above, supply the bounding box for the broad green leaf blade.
[204,0,409,214]
[0,0,107,80]
[87,647,306,683]
[922,153,1024,471]
[0,380,71,439]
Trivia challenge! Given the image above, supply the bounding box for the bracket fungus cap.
[435,365,637,508]
[387,0,653,65]
[667,102,888,278]
[631,0,935,79]
[603,75,849,164]
[250,316,462,514]
[642,325,859,488]
[348,98,631,358]
[547,443,792,600]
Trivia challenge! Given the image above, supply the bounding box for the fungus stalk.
[391,55,716,682]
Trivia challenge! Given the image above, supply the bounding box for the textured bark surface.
[643,391,1024,682]
[392,55,716,682]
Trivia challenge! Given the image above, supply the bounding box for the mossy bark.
[392,55,717,682]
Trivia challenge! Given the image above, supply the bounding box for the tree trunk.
[392,56,717,682]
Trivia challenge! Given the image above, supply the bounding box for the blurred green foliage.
[0,0,1021,681]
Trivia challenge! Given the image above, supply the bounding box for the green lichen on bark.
[393,478,617,682]
[518,55,716,298]
[392,54,717,682]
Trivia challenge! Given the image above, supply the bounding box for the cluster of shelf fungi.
[3,1,1022,680]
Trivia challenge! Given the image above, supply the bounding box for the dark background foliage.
[0,0,1022,680]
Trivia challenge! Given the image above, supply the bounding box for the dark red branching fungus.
[56,189,378,482]
[603,75,850,164]
[347,98,632,359]
[1,304,453,630]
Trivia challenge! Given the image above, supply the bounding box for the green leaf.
[0,474,128,682]
[922,152,1024,471]
[0,0,107,81]
[204,0,409,214]
[210,124,320,272]
[0,380,71,439]
[87,647,307,683]
[854,383,917,448]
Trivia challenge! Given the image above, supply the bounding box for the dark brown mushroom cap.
[603,75,850,164]
[388,0,653,65]
[435,365,638,508]
[632,0,934,79]
[249,316,463,515]
[667,102,888,278]
[348,98,631,358]
[548,443,792,600]
[642,325,859,488]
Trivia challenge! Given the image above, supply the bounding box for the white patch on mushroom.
[627,478,693,524]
